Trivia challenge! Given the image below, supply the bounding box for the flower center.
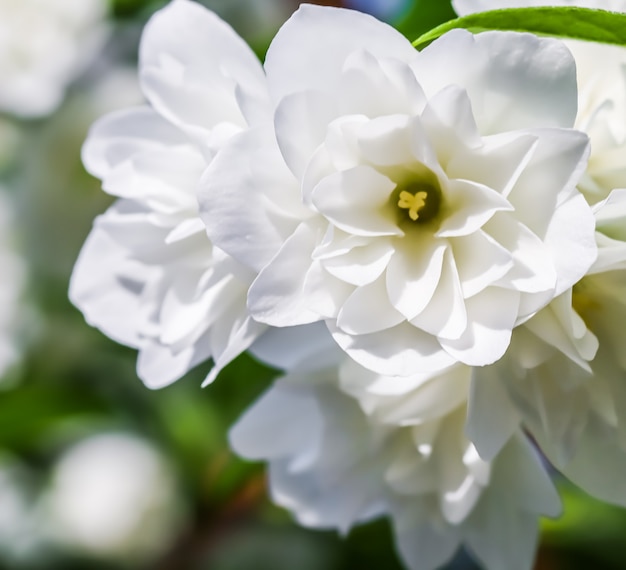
[395,180,441,225]
[398,190,427,221]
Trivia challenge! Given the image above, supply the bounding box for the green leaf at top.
[413,7,626,50]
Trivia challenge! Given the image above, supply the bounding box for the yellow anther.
[398,190,428,221]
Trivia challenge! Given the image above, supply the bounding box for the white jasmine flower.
[202,6,596,377]
[0,0,109,118]
[0,189,24,379]
[70,0,272,388]
[231,357,560,570]
[42,433,185,562]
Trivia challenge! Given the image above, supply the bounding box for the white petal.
[337,275,405,335]
[495,435,562,517]
[229,383,322,460]
[550,414,626,508]
[486,215,556,297]
[447,131,538,198]
[330,321,456,376]
[386,236,447,321]
[312,166,401,237]
[465,497,538,570]
[199,127,303,272]
[249,322,342,373]
[356,114,415,167]
[440,287,520,366]
[410,249,467,340]
[139,0,269,133]
[451,230,513,298]
[203,315,267,387]
[323,239,395,286]
[274,90,338,180]
[542,191,598,296]
[264,5,418,103]
[413,30,578,133]
[338,50,426,117]
[507,128,590,240]
[420,84,481,166]
[137,336,211,389]
[523,292,598,370]
[248,223,352,326]
[465,365,522,461]
[391,501,459,570]
[69,222,147,349]
[82,107,189,182]
[436,179,513,238]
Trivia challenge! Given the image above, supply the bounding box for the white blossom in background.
[201,5,596,378]
[41,433,185,562]
[231,355,560,570]
[0,189,24,379]
[0,0,109,118]
[70,0,274,388]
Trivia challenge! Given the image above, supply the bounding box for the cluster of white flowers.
[0,0,109,118]
[70,0,626,568]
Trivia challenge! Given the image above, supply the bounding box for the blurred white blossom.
[0,0,109,118]
[201,5,596,378]
[42,433,185,562]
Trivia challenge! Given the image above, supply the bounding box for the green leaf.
[413,7,626,50]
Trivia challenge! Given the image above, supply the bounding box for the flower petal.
[139,0,269,134]
[413,29,578,133]
[199,127,303,272]
[312,166,401,237]
[264,4,418,103]
[248,223,352,326]
[386,236,447,321]
[330,321,456,376]
[440,287,520,366]
[337,275,405,335]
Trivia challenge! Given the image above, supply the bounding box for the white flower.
[230,355,560,570]
[0,188,24,379]
[42,433,185,562]
[0,0,109,118]
[70,0,272,388]
[201,6,596,377]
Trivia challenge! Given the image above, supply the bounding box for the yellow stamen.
[398,190,428,221]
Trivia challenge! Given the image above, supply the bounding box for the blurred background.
[0,0,624,568]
